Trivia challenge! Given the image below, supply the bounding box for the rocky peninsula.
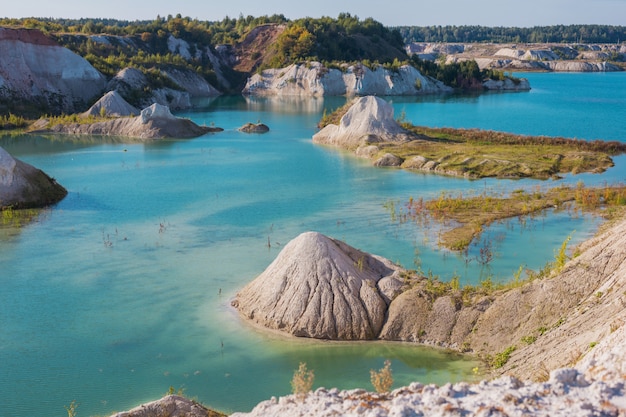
[313,95,626,179]
[232,208,626,375]
[36,103,222,140]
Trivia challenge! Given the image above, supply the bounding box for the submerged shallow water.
[1,72,625,416]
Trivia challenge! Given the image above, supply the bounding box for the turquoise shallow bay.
[1,72,625,416]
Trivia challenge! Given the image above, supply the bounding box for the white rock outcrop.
[0,146,67,209]
[232,231,404,340]
[82,91,140,117]
[0,27,106,113]
[108,67,148,93]
[243,62,451,96]
[313,96,412,149]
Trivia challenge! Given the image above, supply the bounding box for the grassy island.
[390,183,626,251]
[394,125,626,179]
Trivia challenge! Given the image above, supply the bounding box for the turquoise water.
[1,72,625,416]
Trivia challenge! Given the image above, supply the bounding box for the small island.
[238,122,270,133]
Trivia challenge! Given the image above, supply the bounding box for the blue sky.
[2,0,626,27]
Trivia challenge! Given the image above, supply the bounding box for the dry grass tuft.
[291,362,315,399]
[370,360,394,393]
[534,362,551,383]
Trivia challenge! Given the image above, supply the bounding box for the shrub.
[490,346,516,369]
[370,360,394,393]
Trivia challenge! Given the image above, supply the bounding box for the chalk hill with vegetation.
[1,14,533,116]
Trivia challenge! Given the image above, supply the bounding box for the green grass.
[385,124,626,179]
[399,183,626,251]
[0,113,27,129]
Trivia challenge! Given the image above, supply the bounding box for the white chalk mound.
[313,96,411,149]
[82,91,140,117]
[233,231,404,340]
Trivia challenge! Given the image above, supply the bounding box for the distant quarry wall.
[243,62,454,96]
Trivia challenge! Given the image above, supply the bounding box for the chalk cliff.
[243,62,452,96]
[0,27,106,113]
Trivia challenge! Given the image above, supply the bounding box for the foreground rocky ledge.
[112,325,626,417]
[232,359,626,416]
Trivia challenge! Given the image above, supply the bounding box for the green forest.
[396,24,626,44]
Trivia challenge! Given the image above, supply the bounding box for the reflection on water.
[244,95,334,114]
[1,72,625,417]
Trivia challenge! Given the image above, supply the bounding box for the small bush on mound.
[370,360,394,393]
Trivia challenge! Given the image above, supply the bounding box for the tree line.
[396,24,626,44]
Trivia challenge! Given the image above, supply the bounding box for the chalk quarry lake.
[1,72,626,416]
